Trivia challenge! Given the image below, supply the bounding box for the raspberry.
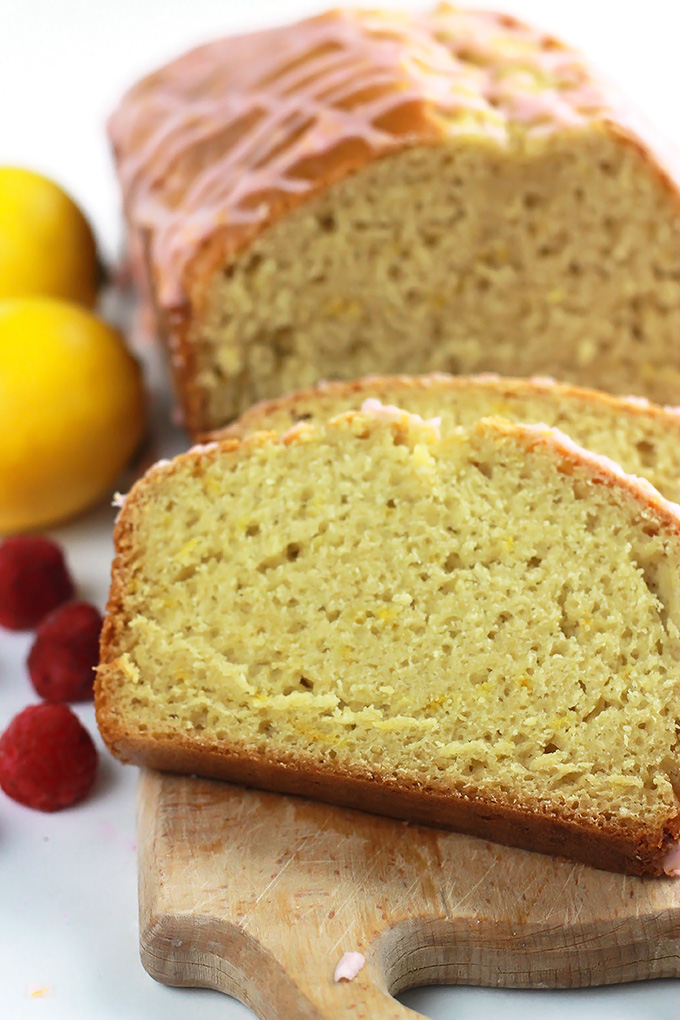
[0,536,75,630]
[28,602,103,702]
[0,704,98,811]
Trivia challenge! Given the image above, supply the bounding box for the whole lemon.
[0,167,100,307]
[0,297,145,533]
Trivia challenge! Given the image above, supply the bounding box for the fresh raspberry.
[0,704,98,811]
[28,602,103,702]
[0,536,75,630]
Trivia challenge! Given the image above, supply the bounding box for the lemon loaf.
[215,373,680,505]
[109,5,680,434]
[96,409,680,876]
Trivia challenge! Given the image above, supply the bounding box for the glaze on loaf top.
[108,5,628,311]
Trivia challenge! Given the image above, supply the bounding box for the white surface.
[3,1,680,1018]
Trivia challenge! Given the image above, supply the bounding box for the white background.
[3,2,680,1018]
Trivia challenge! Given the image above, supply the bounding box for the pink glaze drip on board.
[333,951,366,982]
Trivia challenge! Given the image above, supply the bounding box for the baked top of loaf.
[110,6,680,432]
[97,409,680,875]
[212,372,680,505]
[109,4,664,313]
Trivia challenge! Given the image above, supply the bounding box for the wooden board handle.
[140,912,423,1019]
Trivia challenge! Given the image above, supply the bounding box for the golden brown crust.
[96,412,680,876]
[206,371,680,443]
[94,708,680,878]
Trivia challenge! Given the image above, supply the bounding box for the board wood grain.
[137,768,680,1019]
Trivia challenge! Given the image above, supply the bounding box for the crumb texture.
[199,138,680,425]
[99,415,680,838]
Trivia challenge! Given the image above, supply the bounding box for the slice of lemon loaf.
[96,409,680,875]
[214,373,680,505]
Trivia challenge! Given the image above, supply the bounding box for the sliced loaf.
[109,7,680,433]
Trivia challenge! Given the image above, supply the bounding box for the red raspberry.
[0,704,98,811]
[0,536,75,630]
[28,602,103,702]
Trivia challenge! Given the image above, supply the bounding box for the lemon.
[0,167,100,306]
[0,297,146,533]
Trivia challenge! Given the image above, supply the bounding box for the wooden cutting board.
[137,768,680,1019]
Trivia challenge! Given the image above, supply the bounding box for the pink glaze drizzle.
[360,397,442,436]
[517,422,680,521]
[109,5,645,313]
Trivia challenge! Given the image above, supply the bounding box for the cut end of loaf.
[97,412,680,874]
[190,129,680,431]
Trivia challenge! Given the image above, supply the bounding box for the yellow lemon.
[0,167,100,306]
[0,297,146,533]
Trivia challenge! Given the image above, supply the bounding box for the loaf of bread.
[96,407,680,875]
[214,372,680,504]
[109,5,680,435]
